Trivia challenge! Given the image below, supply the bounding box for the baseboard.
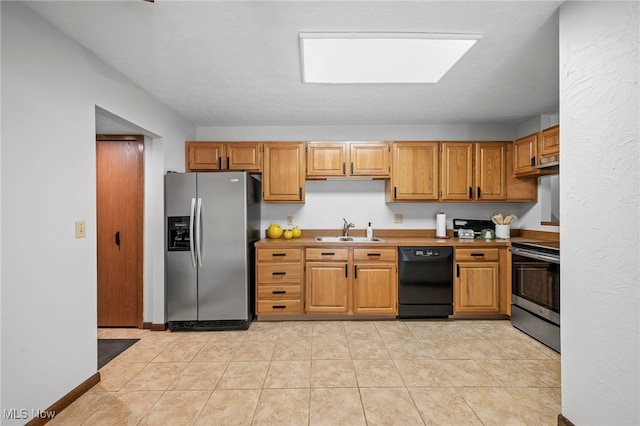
[25,372,100,426]
[143,322,166,331]
[558,413,576,426]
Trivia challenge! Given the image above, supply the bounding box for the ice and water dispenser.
[167,216,191,251]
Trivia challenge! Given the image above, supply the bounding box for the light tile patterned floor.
[50,320,561,425]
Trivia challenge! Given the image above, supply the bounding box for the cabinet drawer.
[353,248,397,262]
[257,248,302,262]
[455,248,499,262]
[257,264,302,284]
[306,248,349,261]
[257,285,301,299]
[257,299,302,314]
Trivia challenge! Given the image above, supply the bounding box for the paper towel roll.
[436,213,447,237]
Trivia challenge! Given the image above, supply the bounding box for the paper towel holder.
[435,212,451,239]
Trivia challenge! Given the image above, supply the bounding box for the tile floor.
[51,320,561,425]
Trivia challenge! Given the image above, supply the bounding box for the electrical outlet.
[286,216,294,226]
[75,221,86,238]
[394,214,404,223]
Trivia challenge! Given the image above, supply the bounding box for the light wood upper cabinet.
[440,142,474,200]
[513,133,540,176]
[185,142,262,172]
[474,143,507,200]
[263,142,306,203]
[306,142,348,177]
[306,141,390,178]
[387,142,439,201]
[539,125,559,165]
[226,143,262,171]
[186,142,225,171]
[505,143,538,202]
[440,142,506,201]
[349,142,390,177]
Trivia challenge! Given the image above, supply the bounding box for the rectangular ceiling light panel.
[300,32,481,84]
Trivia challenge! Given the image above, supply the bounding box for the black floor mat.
[97,339,139,369]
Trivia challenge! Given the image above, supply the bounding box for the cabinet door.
[263,142,305,202]
[475,143,506,200]
[390,142,439,201]
[226,142,262,171]
[505,143,538,202]
[306,142,348,177]
[454,262,500,313]
[440,142,473,200]
[512,134,540,176]
[349,142,390,177]
[305,262,349,313]
[186,142,224,171]
[539,125,559,164]
[353,264,397,315]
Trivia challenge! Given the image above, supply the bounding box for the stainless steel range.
[510,241,560,352]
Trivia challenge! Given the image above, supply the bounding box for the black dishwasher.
[398,247,454,318]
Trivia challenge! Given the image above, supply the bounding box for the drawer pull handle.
[470,253,485,257]
[367,253,381,257]
[272,305,287,309]
[272,290,286,295]
[321,252,335,256]
[272,271,286,275]
[272,253,286,257]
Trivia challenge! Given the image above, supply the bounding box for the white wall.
[559,2,639,425]
[0,3,195,423]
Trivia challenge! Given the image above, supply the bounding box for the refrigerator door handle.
[195,197,203,267]
[189,198,197,268]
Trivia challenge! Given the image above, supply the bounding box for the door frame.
[96,134,145,328]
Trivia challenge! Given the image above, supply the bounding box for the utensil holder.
[495,224,510,239]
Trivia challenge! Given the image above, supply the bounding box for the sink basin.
[315,236,385,243]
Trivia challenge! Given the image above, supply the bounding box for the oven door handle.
[510,247,560,264]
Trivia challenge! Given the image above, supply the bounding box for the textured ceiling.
[26,1,561,128]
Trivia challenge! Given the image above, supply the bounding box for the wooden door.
[353,263,397,314]
[513,134,540,176]
[349,142,390,177]
[185,141,224,171]
[263,142,305,202]
[539,125,560,162]
[454,262,500,313]
[475,143,507,200]
[96,136,144,327]
[305,262,350,313]
[306,142,348,177]
[440,142,473,200]
[390,142,439,201]
[226,142,262,171]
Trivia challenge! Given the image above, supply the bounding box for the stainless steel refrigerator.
[165,171,261,331]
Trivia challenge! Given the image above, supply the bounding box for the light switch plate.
[75,221,86,238]
[394,214,404,223]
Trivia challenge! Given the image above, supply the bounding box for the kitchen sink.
[315,236,385,243]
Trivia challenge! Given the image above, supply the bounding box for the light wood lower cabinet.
[305,249,350,313]
[454,248,501,314]
[255,248,303,315]
[305,247,397,315]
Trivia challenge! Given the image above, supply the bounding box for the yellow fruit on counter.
[283,229,293,240]
[267,223,283,239]
[291,226,301,238]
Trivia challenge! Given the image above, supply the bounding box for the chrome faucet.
[342,218,355,236]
